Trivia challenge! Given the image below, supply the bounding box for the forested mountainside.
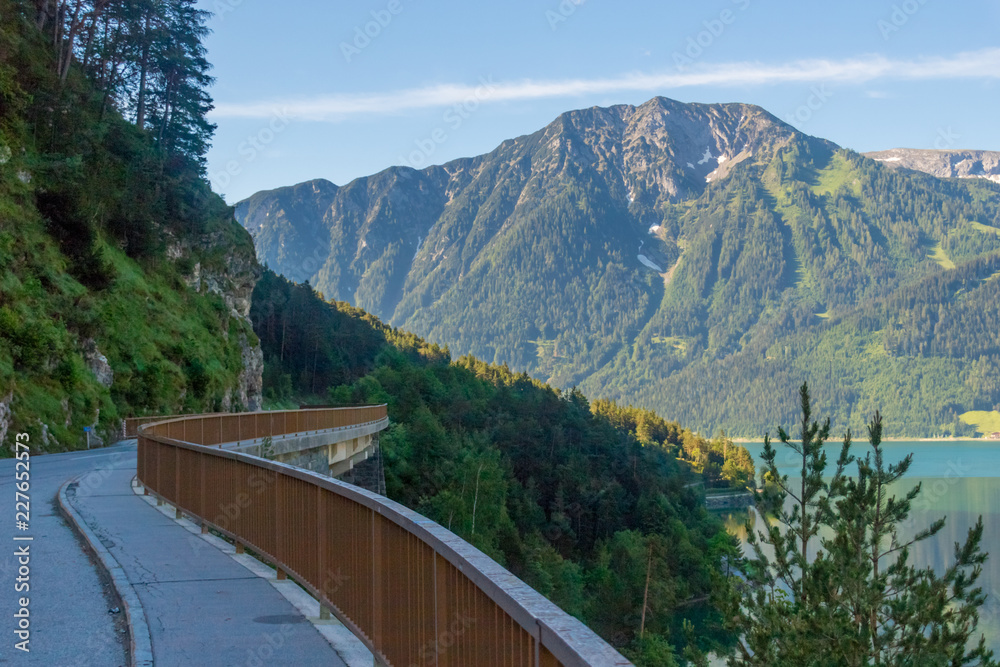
[0,0,262,450]
[252,268,749,660]
[238,97,1000,437]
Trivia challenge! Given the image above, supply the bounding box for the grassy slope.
[0,2,257,451]
[0,148,257,452]
[961,411,1000,435]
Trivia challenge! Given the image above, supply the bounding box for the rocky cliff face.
[169,228,264,412]
[864,149,1000,184]
[0,390,13,452]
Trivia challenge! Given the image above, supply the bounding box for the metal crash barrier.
[136,407,631,667]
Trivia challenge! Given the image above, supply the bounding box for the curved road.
[1,442,134,666]
[2,441,356,667]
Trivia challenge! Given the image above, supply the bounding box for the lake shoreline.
[731,437,994,444]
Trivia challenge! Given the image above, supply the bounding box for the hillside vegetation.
[252,269,754,661]
[239,99,1000,437]
[586,146,1000,437]
[0,0,261,450]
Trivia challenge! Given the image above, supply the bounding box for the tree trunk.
[470,463,484,536]
[135,13,151,129]
[34,0,50,31]
[158,75,175,143]
[58,0,84,82]
[279,316,286,362]
[640,543,653,639]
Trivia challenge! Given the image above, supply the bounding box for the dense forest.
[586,148,1000,437]
[239,101,1000,438]
[252,269,757,663]
[0,0,259,448]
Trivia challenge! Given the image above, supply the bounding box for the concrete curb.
[57,476,154,667]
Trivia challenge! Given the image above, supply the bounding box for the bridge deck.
[65,446,355,667]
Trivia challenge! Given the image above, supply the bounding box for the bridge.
[127,405,390,483]
[26,406,631,666]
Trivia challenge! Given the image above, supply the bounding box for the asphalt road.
[0,442,134,666]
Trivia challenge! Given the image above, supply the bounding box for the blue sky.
[199,0,1000,203]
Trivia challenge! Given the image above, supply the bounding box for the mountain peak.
[533,96,820,202]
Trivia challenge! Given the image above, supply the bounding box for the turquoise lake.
[723,440,1000,652]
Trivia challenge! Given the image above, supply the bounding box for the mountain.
[237,97,1000,437]
[865,148,1000,184]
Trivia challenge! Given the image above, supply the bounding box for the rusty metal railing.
[137,407,631,667]
[124,414,194,438]
[127,406,385,444]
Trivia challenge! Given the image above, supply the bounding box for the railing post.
[175,446,181,513]
[155,440,162,496]
[535,623,542,667]
[435,553,447,667]
[275,472,283,566]
[372,510,383,660]
[317,486,326,606]
[199,450,206,519]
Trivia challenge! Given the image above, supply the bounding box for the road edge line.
[57,475,154,667]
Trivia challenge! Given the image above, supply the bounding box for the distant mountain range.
[864,148,1000,184]
[236,97,1000,437]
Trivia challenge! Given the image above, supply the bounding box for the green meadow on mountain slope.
[238,98,1000,437]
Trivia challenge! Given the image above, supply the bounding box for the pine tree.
[722,383,996,666]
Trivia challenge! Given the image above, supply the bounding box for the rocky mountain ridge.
[864,148,1000,184]
[236,97,815,316]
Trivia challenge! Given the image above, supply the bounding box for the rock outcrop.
[0,389,13,450]
[82,339,114,388]
[236,330,264,411]
[169,227,264,412]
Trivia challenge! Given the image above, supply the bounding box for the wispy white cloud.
[212,48,1000,121]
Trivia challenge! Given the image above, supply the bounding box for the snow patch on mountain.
[637,241,664,272]
[638,254,664,272]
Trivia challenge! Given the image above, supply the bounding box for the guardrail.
[136,408,631,667]
[125,414,193,438]
[127,406,384,442]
